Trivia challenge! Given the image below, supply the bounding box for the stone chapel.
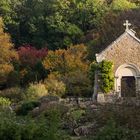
[95,20,140,99]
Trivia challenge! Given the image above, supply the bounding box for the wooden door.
[121,76,136,97]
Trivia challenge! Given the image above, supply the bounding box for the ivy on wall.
[89,60,114,93]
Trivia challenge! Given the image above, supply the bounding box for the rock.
[90,104,98,110]
[74,123,97,136]
[39,96,60,103]
[31,107,40,117]
[97,93,105,103]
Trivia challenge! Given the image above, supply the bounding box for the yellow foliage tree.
[0,17,18,84]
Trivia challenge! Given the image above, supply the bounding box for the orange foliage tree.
[43,44,92,97]
[43,44,88,73]
[0,17,18,84]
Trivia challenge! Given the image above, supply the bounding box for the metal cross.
[123,20,131,30]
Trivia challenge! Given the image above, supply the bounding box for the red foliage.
[18,45,48,67]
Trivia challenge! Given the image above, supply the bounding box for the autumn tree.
[0,17,18,85]
[43,44,88,73]
[18,45,48,67]
[18,45,48,85]
[43,44,92,97]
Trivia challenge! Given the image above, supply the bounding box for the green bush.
[64,71,92,97]
[89,62,98,85]
[16,100,40,116]
[70,109,85,121]
[0,97,11,108]
[0,111,40,140]
[0,109,71,140]
[44,106,71,140]
[26,83,48,100]
[99,61,114,93]
[89,60,114,93]
[0,111,21,140]
[95,119,139,140]
[7,71,20,87]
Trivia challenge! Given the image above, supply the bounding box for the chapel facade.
[95,20,140,98]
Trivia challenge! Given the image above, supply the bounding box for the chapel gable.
[96,25,140,72]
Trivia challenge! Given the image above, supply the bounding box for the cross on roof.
[123,20,131,31]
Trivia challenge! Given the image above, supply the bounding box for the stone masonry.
[96,31,140,72]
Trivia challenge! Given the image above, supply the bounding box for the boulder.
[74,123,97,136]
[97,93,105,103]
[39,96,60,103]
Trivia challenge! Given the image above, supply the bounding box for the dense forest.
[0,0,140,139]
[0,0,140,89]
[0,0,140,50]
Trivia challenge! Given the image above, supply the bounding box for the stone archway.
[115,64,139,97]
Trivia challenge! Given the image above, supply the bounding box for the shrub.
[44,105,71,140]
[95,119,139,140]
[0,110,40,140]
[45,73,66,97]
[0,87,24,102]
[0,109,71,140]
[0,111,21,140]
[89,60,114,93]
[0,97,11,108]
[7,71,20,87]
[25,83,48,100]
[64,71,92,97]
[16,100,40,116]
[70,109,86,121]
[89,62,98,85]
[99,60,114,93]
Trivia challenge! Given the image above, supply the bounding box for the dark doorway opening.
[121,76,136,97]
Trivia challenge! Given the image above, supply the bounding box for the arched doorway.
[121,76,136,97]
[115,64,139,97]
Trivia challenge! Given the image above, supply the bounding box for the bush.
[16,100,40,116]
[44,105,71,140]
[64,71,92,97]
[7,71,20,87]
[70,109,86,121]
[0,110,40,140]
[0,97,11,108]
[95,119,139,140]
[89,60,114,93]
[0,109,71,140]
[0,87,24,103]
[26,83,48,100]
[45,73,66,97]
[0,111,21,140]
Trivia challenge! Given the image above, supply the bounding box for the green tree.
[0,0,21,45]
[111,0,137,10]
[0,0,109,49]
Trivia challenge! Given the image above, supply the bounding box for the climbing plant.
[89,61,98,85]
[89,60,114,93]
